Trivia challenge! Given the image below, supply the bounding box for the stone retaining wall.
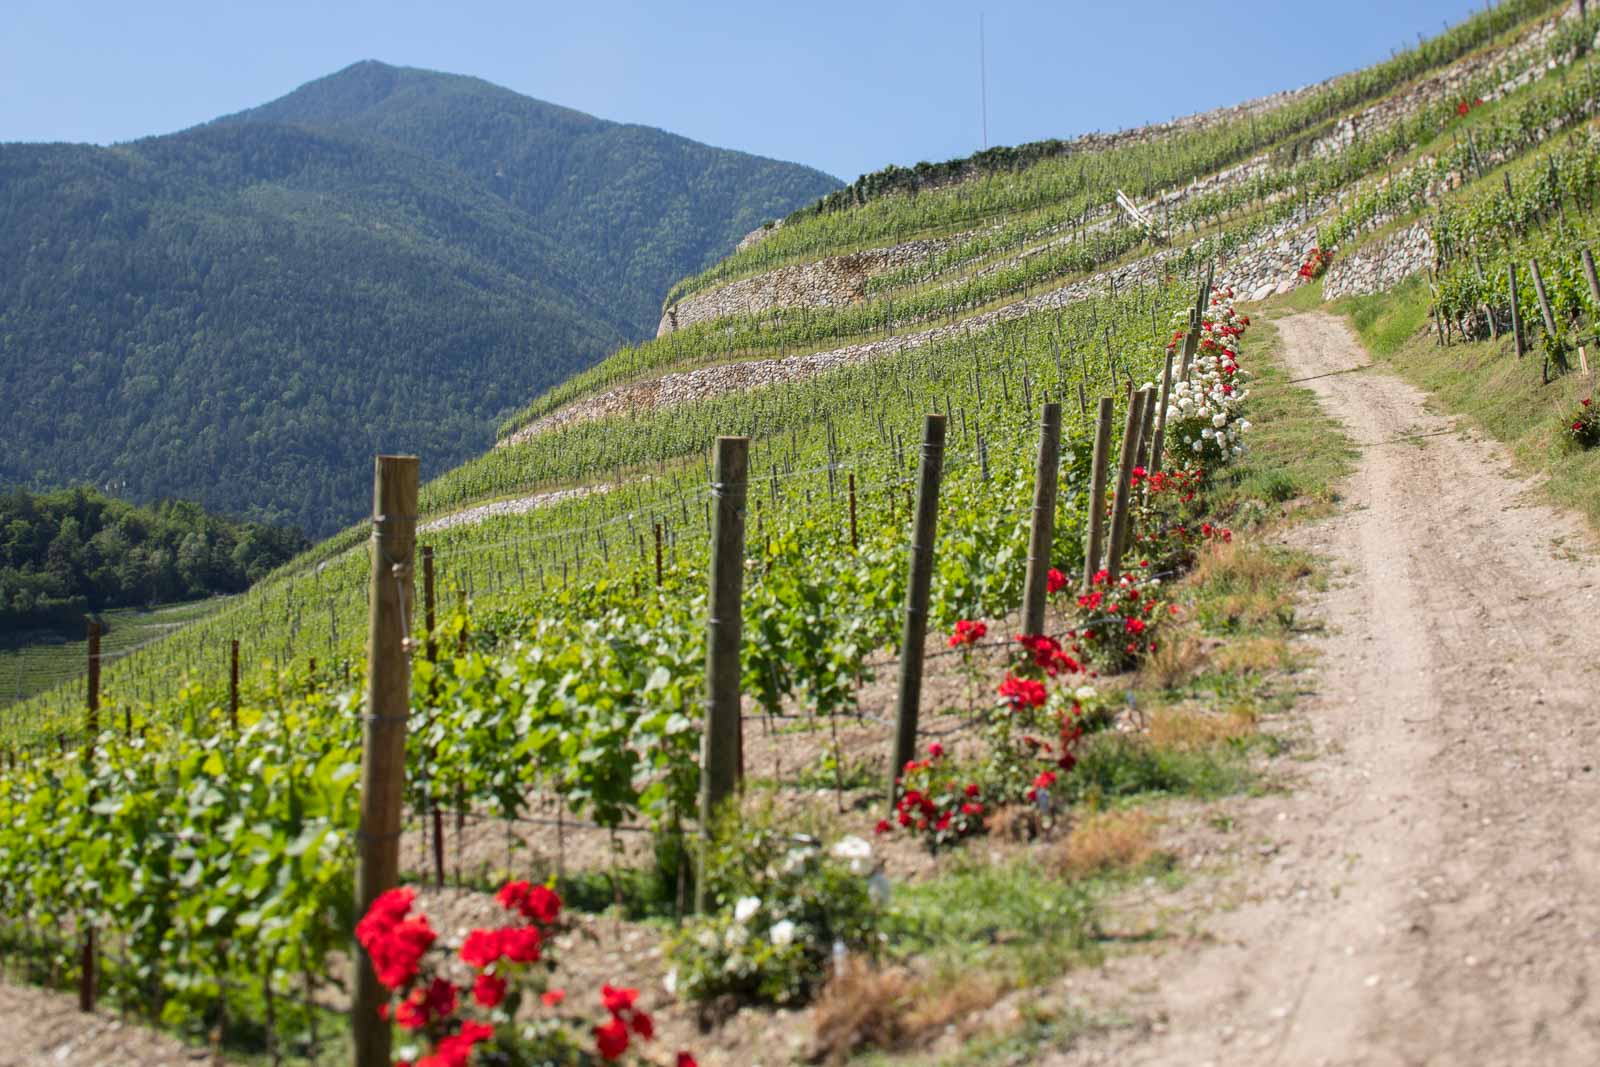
[656,235,965,336]
[1322,223,1437,300]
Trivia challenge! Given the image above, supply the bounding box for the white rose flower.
[830,835,874,875]
[723,923,749,949]
[769,919,797,948]
[1212,413,1228,428]
[1074,685,1098,702]
[663,968,678,996]
[734,896,761,923]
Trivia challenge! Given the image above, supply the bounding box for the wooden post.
[1474,255,1498,340]
[848,472,858,551]
[86,620,100,741]
[1083,397,1115,590]
[421,546,445,891]
[1179,308,1199,380]
[1105,390,1147,584]
[888,415,947,812]
[352,455,419,1067]
[1151,351,1177,474]
[229,639,239,732]
[79,618,100,1015]
[1021,404,1062,636]
[1134,382,1158,473]
[697,437,748,911]
[653,523,664,587]
[1582,249,1600,312]
[1194,261,1214,323]
[1529,258,1560,343]
[1508,259,1526,358]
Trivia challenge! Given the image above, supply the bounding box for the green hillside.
[0,64,840,537]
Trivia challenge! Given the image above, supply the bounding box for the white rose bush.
[1164,288,1253,469]
[665,818,881,1005]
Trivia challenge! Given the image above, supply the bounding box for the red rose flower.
[355,888,437,991]
[596,1016,631,1060]
[460,928,503,969]
[473,972,507,1009]
[998,673,1048,708]
[601,985,639,1015]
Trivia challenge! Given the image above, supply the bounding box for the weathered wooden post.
[420,546,446,890]
[697,436,748,911]
[1508,259,1526,357]
[1474,255,1498,340]
[1106,390,1148,584]
[1529,258,1560,346]
[888,415,947,811]
[79,618,100,1015]
[352,455,419,1067]
[1083,398,1115,590]
[654,522,664,587]
[229,639,239,732]
[1151,351,1177,474]
[1021,403,1063,635]
[1134,379,1158,473]
[848,472,859,550]
[1582,248,1600,311]
[1179,308,1200,381]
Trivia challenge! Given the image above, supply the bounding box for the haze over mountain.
[0,61,840,536]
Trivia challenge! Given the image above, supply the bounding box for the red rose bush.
[356,883,695,1066]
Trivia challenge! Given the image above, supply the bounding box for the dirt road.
[1055,310,1600,1065]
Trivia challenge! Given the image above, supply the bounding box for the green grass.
[1330,279,1600,530]
[1217,312,1359,517]
[1338,275,1435,357]
[884,858,1102,986]
[0,598,230,712]
[1063,733,1258,805]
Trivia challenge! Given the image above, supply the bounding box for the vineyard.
[7,2,1600,1065]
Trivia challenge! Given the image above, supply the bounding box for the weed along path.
[1056,309,1600,1066]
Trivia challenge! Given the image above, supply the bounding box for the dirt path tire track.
[1051,310,1600,1065]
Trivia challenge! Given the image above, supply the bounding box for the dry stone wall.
[419,485,607,533]
[657,235,966,336]
[1322,223,1437,300]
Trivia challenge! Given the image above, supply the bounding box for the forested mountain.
[214,61,839,332]
[0,63,840,537]
[0,486,306,632]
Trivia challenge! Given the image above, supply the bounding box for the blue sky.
[4,0,1492,181]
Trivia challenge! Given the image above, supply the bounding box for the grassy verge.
[1327,276,1600,530]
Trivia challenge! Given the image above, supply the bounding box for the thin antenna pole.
[979,13,988,150]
